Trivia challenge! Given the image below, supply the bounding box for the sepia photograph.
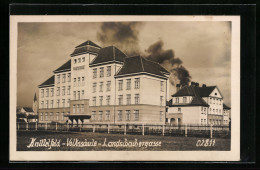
[10,15,240,161]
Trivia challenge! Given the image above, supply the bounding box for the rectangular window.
[45,101,48,109]
[134,78,140,89]
[74,78,76,86]
[67,86,71,95]
[201,119,204,125]
[50,100,53,108]
[93,68,97,79]
[77,91,80,100]
[160,81,164,92]
[107,66,111,77]
[82,57,85,62]
[204,119,206,124]
[105,111,110,120]
[73,91,76,100]
[176,97,179,103]
[41,89,44,98]
[118,110,122,121]
[77,105,80,113]
[100,67,104,78]
[81,104,84,113]
[118,95,123,105]
[135,94,140,104]
[99,96,103,106]
[106,81,111,91]
[92,97,96,106]
[78,77,80,86]
[57,75,60,84]
[62,86,65,96]
[92,111,96,120]
[126,110,130,121]
[41,101,44,108]
[61,112,64,121]
[126,79,131,90]
[98,111,103,120]
[99,82,103,92]
[73,105,76,113]
[126,94,131,105]
[134,110,139,121]
[78,58,81,63]
[92,83,97,93]
[160,96,164,106]
[51,88,54,97]
[40,113,43,121]
[183,97,187,103]
[81,90,84,99]
[45,113,48,121]
[46,89,49,97]
[67,99,70,107]
[118,80,123,91]
[56,112,59,120]
[178,108,181,112]
[50,112,53,120]
[67,73,71,82]
[74,59,77,64]
[57,87,60,96]
[56,100,60,108]
[106,95,110,105]
[160,111,164,122]
[62,74,66,83]
[62,99,65,107]
[82,77,85,86]
[209,98,212,104]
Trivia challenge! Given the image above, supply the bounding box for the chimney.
[202,84,206,88]
[176,84,181,92]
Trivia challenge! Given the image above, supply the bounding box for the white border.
[10,15,240,161]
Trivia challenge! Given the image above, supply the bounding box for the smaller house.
[223,104,231,125]
[17,107,38,122]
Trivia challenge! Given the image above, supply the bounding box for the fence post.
[162,124,165,136]
[35,122,37,130]
[45,122,47,130]
[26,122,28,130]
[17,123,19,130]
[56,122,58,131]
[93,124,95,133]
[142,123,144,136]
[108,123,110,134]
[124,123,126,135]
[185,124,187,137]
[210,124,213,138]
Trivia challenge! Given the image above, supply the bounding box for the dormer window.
[183,97,187,103]
[176,97,179,103]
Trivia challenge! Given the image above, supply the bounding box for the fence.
[17,122,230,138]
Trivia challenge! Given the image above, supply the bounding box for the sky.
[17,21,231,107]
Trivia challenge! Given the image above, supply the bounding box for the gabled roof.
[115,55,169,79]
[198,86,216,97]
[53,60,71,73]
[38,75,55,87]
[89,46,127,66]
[223,103,231,110]
[75,40,101,48]
[23,107,34,112]
[172,85,216,97]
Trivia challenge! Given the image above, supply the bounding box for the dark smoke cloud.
[144,40,191,86]
[97,22,142,56]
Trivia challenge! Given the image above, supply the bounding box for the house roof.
[223,103,231,110]
[71,40,101,56]
[53,60,71,73]
[115,55,169,79]
[23,107,34,112]
[75,40,101,48]
[172,85,216,97]
[38,75,55,87]
[89,46,127,66]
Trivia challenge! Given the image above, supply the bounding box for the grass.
[17,130,230,151]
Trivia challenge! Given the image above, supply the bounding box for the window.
[81,90,84,99]
[82,57,85,62]
[73,105,76,113]
[92,111,96,120]
[134,78,140,89]
[50,100,53,108]
[77,91,80,100]
[93,68,97,79]
[99,82,103,92]
[56,100,60,108]
[201,119,204,125]
[62,74,66,83]
[45,101,48,109]
[67,86,71,95]
[106,81,111,91]
[78,77,80,86]
[78,58,81,63]
[99,96,103,106]
[106,95,110,105]
[67,99,70,107]
[204,119,206,124]
[57,87,60,96]
[61,112,64,121]
[67,73,71,82]
[74,59,77,64]
[51,88,54,97]
[77,105,80,113]
[50,112,53,120]
[160,111,164,122]
[46,89,49,97]
[134,110,139,121]
[126,110,130,121]
[178,108,181,112]
[100,67,104,78]
[213,98,215,104]
[41,101,44,108]
[62,86,65,96]
[118,95,123,105]
[204,108,206,112]
[176,98,179,103]
[98,111,103,120]
[134,94,140,104]
[41,89,44,98]
[118,80,123,91]
[107,66,111,77]
[57,75,60,84]
[93,83,97,93]
[45,113,48,121]
[213,109,215,113]
[183,97,187,103]
[92,97,96,106]
[126,94,131,105]
[209,98,212,104]
[81,104,84,113]
[126,79,131,90]
[160,96,164,106]
[160,81,164,92]
[82,77,85,86]
[105,111,110,120]
[73,91,76,100]
[40,113,43,121]
[74,78,76,86]
[56,112,59,120]
[62,99,65,107]
[118,110,122,121]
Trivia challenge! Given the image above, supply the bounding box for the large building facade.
[38,40,170,125]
